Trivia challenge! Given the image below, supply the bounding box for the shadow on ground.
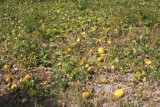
[0,92,58,107]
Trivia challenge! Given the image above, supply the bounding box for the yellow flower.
[76,38,81,42]
[144,59,152,65]
[87,67,92,72]
[81,32,86,36]
[21,99,27,104]
[97,17,102,21]
[114,29,118,32]
[67,48,71,52]
[82,92,89,98]
[85,64,89,68]
[7,42,11,46]
[114,89,125,98]
[96,39,102,44]
[43,81,47,85]
[5,77,11,82]
[141,70,145,76]
[142,77,146,82]
[57,9,60,13]
[98,47,105,54]
[4,65,8,69]
[19,78,24,83]
[11,84,18,90]
[24,74,30,80]
[101,78,108,83]
[132,48,137,54]
[102,27,106,31]
[107,40,112,45]
[97,57,103,62]
[89,49,93,55]
[136,71,141,77]
[42,43,47,47]
[106,28,110,32]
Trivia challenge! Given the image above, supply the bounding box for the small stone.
[152,91,160,98]
[45,71,51,74]
[14,68,18,71]
[94,86,101,94]
[103,84,112,93]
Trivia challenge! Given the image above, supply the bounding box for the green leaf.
[27,88,36,97]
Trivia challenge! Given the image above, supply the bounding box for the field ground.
[0,0,160,107]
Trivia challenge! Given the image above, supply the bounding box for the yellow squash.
[82,92,89,98]
[11,84,18,90]
[5,77,11,82]
[114,89,125,98]
[107,40,112,45]
[21,99,27,104]
[101,78,108,83]
[97,57,103,62]
[67,48,71,52]
[4,65,8,69]
[98,47,105,54]
[24,74,30,80]
[144,59,152,65]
